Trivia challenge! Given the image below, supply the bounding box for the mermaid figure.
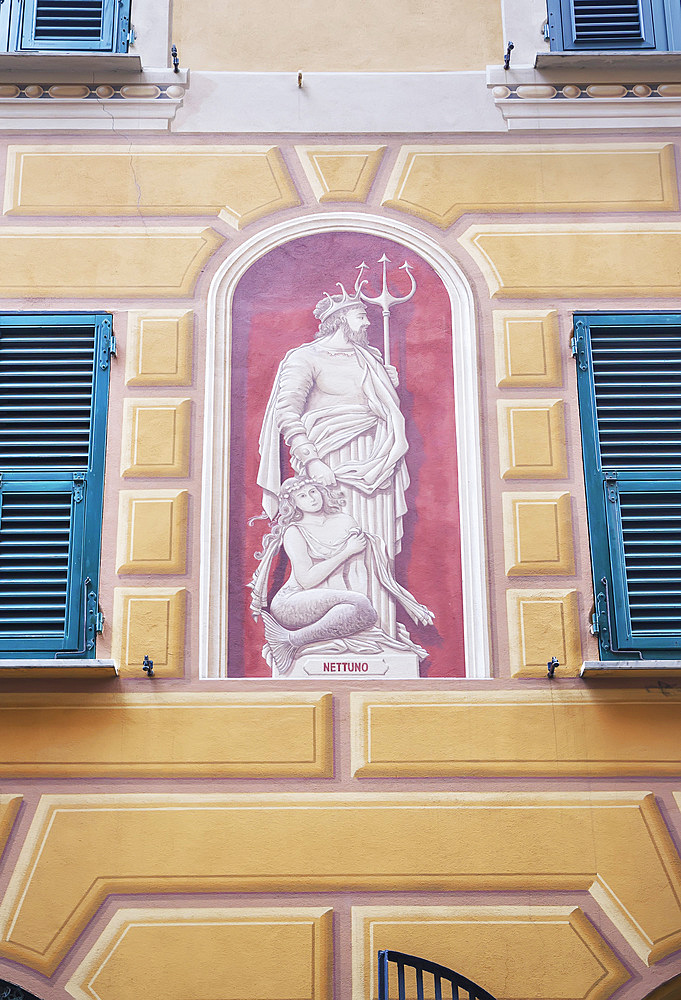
[249,477,433,676]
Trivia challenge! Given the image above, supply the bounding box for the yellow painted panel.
[493,310,562,388]
[172,0,502,72]
[0,693,332,777]
[296,146,385,202]
[503,492,575,576]
[350,689,681,776]
[66,907,332,1000]
[383,144,677,228]
[4,146,300,228]
[120,399,192,478]
[0,792,679,972]
[0,228,221,298]
[126,311,194,387]
[112,588,186,677]
[0,797,21,859]
[507,589,582,677]
[459,223,681,299]
[352,906,628,1000]
[498,400,568,479]
[116,490,189,575]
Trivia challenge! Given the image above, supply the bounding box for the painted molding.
[458,223,681,299]
[350,689,681,776]
[199,212,490,679]
[65,907,333,1000]
[0,693,332,777]
[125,311,194,387]
[382,143,677,226]
[4,145,298,224]
[507,588,582,677]
[116,490,189,575]
[0,792,679,972]
[295,145,386,202]
[352,905,629,1000]
[0,227,221,298]
[0,796,21,860]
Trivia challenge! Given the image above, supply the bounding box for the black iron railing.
[378,950,497,1000]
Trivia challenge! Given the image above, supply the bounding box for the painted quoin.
[0,2,680,1000]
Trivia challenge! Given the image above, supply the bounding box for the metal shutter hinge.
[605,471,618,502]
[594,586,610,648]
[95,609,105,634]
[99,318,116,370]
[571,319,588,371]
[73,473,86,503]
[86,582,98,651]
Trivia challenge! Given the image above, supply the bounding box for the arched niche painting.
[228,231,465,678]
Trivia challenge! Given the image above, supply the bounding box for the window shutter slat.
[605,481,681,648]
[0,478,84,649]
[546,0,667,50]
[572,0,645,42]
[0,322,95,469]
[18,0,130,52]
[590,320,681,471]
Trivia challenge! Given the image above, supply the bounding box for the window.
[0,0,132,54]
[546,0,681,51]
[574,313,681,660]
[0,314,113,659]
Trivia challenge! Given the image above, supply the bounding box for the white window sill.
[0,53,142,76]
[581,660,681,678]
[535,51,681,72]
[0,659,118,677]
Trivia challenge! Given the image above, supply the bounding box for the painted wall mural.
[228,232,465,677]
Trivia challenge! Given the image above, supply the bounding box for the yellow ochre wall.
[170,0,504,72]
[0,137,681,1000]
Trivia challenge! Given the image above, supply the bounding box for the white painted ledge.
[581,661,681,678]
[0,659,118,676]
[535,51,681,73]
[0,53,142,76]
[173,71,503,133]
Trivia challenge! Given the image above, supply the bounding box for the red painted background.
[228,232,465,677]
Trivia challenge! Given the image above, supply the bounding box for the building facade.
[0,1,680,999]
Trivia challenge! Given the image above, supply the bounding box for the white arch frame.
[199,212,490,679]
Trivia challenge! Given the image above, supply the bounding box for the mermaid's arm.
[284,526,365,589]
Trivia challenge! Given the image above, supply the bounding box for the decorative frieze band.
[492,83,681,101]
[489,80,681,129]
[0,83,185,100]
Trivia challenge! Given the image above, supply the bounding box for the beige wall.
[171,0,504,72]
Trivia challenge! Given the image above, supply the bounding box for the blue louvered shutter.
[575,313,681,658]
[18,0,131,52]
[546,0,670,50]
[0,314,112,658]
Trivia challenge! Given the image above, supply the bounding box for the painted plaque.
[229,232,464,677]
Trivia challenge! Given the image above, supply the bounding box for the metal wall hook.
[142,654,155,678]
[298,71,303,88]
[503,41,514,69]
[547,656,559,679]
[171,44,180,73]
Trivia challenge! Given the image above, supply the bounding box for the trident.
[355,254,416,367]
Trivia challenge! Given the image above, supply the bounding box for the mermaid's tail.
[261,611,297,675]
